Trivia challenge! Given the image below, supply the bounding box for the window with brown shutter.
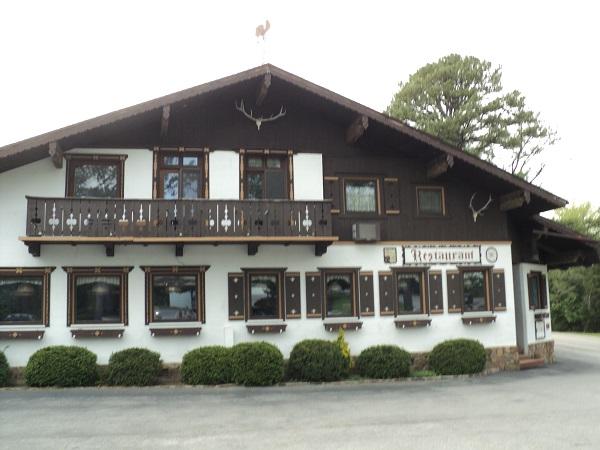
[305,272,322,318]
[321,269,359,319]
[527,271,548,310]
[378,272,395,316]
[394,268,428,316]
[428,271,443,314]
[359,272,374,316]
[492,269,506,311]
[460,267,492,313]
[0,267,54,326]
[228,273,245,320]
[142,266,208,324]
[244,269,285,320]
[447,271,462,313]
[285,273,301,319]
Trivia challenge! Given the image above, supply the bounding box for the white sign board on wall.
[403,245,481,265]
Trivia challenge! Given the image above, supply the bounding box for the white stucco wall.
[0,149,518,366]
[293,153,323,200]
[513,263,552,350]
[209,151,239,199]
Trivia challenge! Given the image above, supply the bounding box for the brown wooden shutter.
[428,271,443,314]
[540,274,548,309]
[285,272,301,319]
[323,176,340,214]
[527,274,537,310]
[359,272,374,316]
[305,272,322,318]
[228,273,245,320]
[378,271,395,316]
[383,178,400,214]
[447,271,462,313]
[492,269,506,311]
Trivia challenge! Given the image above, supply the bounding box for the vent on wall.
[352,223,380,242]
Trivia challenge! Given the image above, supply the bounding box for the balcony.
[22,196,336,257]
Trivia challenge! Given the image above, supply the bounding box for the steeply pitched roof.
[0,63,567,209]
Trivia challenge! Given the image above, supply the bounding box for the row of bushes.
[0,338,487,388]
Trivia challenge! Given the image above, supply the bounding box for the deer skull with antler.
[469,193,493,222]
[235,100,286,131]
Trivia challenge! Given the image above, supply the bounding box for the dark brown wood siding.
[428,271,444,314]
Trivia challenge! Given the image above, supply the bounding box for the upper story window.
[66,155,126,198]
[416,186,445,216]
[156,150,206,199]
[64,267,132,325]
[461,268,490,312]
[344,178,379,214]
[242,152,290,200]
[0,268,53,326]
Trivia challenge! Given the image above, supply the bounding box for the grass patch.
[410,370,437,378]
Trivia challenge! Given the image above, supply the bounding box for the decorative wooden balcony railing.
[22,196,336,257]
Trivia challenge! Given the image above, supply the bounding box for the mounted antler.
[469,193,493,222]
[235,100,286,131]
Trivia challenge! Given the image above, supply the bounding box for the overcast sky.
[1,1,597,209]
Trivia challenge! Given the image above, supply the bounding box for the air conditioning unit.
[352,223,380,242]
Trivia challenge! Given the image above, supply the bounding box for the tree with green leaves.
[549,203,600,332]
[386,54,556,181]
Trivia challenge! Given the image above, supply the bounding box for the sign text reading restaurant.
[403,245,481,265]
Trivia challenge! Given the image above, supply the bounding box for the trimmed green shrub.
[355,345,411,379]
[181,346,233,385]
[0,351,9,387]
[231,342,284,386]
[106,348,161,386]
[288,339,349,382]
[25,346,97,387]
[428,339,487,375]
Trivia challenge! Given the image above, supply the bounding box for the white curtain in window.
[346,182,376,212]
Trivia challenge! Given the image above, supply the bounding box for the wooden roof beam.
[500,190,531,211]
[427,154,454,179]
[160,105,171,141]
[48,141,63,169]
[346,115,369,144]
[255,72,272,107]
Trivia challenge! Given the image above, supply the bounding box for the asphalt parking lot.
[1,332,599,449]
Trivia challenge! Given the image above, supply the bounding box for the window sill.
[461,315,496,325]
[150,327,201,337]
[0,329,45,340]
[394,318,432,329]
[323,320,362,332]
[71,328,124,339]
[247,323,287,334]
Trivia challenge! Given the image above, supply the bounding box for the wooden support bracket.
[49,141,63,169]
[315,242,329,257]
[345,115,369,144]
[28,243,41,257]
[426,154,454,179]
[175,243,184,257]
[248,243,259,256]
[160,105,171,141]
[255,72,272,107]
[499,190,531,211]
[105,243,115,257]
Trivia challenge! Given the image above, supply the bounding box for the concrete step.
[519,357,545,370]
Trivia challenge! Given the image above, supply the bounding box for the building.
[0,64,597,368]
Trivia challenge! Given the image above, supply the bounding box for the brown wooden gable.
[0,64,566,216]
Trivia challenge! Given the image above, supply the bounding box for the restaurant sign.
[403,245,481,266]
